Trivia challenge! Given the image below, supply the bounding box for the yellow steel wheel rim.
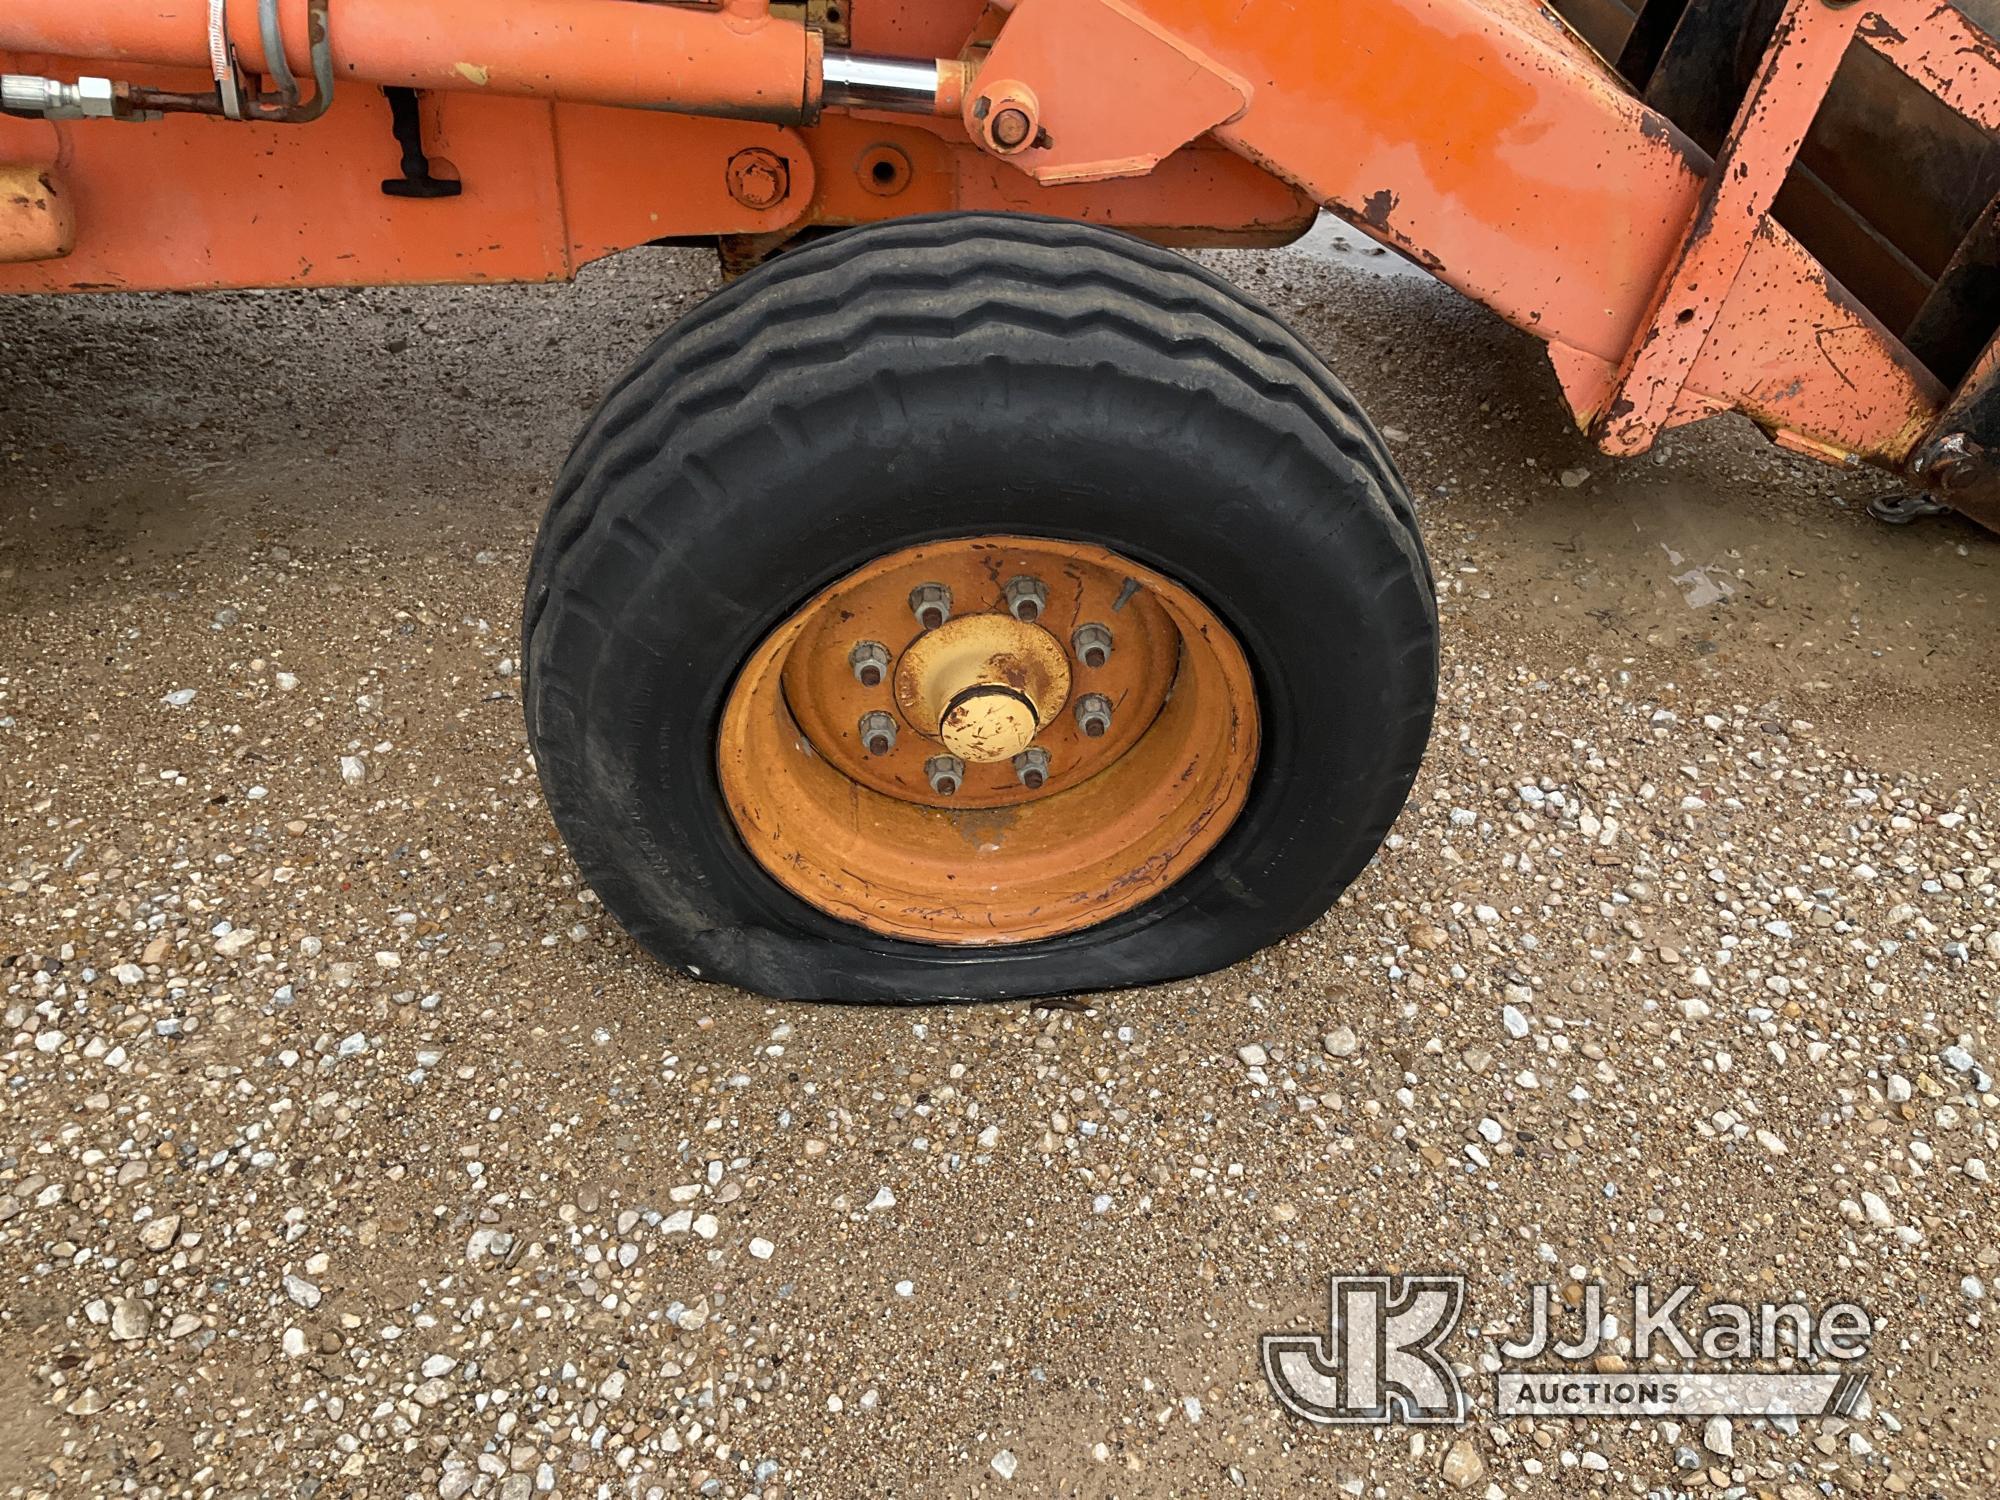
[717,536,1259,944]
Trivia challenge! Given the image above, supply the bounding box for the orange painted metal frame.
[3,0,1997,492]
[0,89,1312,291]
[3,0,822,119]
[971,0,1952,468]
[1590,0,1868,457]
[1860,1,2000,133]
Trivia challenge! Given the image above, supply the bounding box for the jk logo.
[1262,1275,1468,1425]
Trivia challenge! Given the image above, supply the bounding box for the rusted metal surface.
[1601,0,1998,365]
[892,612,1072,764]
[1861,1,2000,133]
[0,163,73,263]
[1613,0,1686,87]
[719,538,1259,945]
[1906,192,2000,383]
[1640,0,1788,148]
[1795,44,2000,300]
[1591,0,1867,457]
[777,539,1178,811]
[1911,331,2000,528]
[724,147,792,210]
[974,0,1945,465]
[117,0,334,123]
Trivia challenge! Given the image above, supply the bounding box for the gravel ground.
[1,225,1997,1499]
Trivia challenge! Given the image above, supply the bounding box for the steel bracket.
[1589,0,1866,457]
[967,0,1249,185]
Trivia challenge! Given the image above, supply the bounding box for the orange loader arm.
[4,0,1998,527]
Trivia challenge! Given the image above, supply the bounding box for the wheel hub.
[721,535,1260,943]
[893,610,1071,763]
[775,538,1181,811]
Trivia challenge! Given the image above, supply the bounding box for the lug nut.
[859,711,899,757]
[909,582,952,631]
[1072,622,1114,669]
[925,754,966,796]
[1075,693,1113,739]
[849,640,891,687]
[1012,747,1051,790]
[1003,575,1048,623]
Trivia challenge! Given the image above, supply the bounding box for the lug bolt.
[859,711,898,757]
[925,754,966,796]
[1075,693,1113,739]
[849,640,891,687]
[1013,747,1051,790]
[909,582,952,631]
[1003,575,1048,623]
[1071,622,1114,669]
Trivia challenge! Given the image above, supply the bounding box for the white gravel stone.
[1441,1438,1483,1488]
[108,1298,150,1342]
[213,927,257,957]
[465,1228,513,1263]
[283,1274,321,1309]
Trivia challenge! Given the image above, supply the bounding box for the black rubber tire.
[523,212,1436,1002]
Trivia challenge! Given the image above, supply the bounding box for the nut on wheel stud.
[1013,747,1051,790]
[925,754,966,796]
[859,711,898,757]
[909,583,952,631]
[1003,576,1048,623]
[849,640,891,687]
[1072,622,1114,669]
[1075,693,1113,738]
